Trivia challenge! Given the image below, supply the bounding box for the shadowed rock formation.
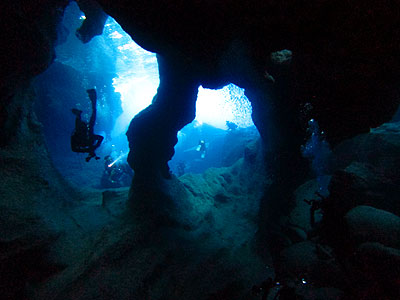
[127,55,199,178]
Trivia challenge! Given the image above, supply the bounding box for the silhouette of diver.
[197,140,207,159]
[71,89,104,162]
[226,121,238,131]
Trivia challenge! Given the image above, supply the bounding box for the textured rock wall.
[0,2,76,298]
[0,0,70,147]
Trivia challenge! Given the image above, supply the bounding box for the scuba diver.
[226,121,238,131]
[71,88,104,162]
[101,154,133,187]
[196,140,207,159]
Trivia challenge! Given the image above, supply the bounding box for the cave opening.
[33,1,259,188]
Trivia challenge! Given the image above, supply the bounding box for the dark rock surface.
[273,121,400,299]
[334,122,400,170]
[354,242,400,298]
[276,241,346,288]
[345,205,400,249]
[0,0,69,146]
[322,122,400,245]
[0,136,82,299]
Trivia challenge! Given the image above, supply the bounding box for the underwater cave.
[34,2,259,186]
[1,1,400,299]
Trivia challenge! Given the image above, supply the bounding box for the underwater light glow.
[102,17,254,135]
[196,84,253,129]
[108,152,128,167]
[109,31,123,39]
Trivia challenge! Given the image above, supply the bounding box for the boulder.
[276,241,346,288]
[334,121,400,171]
[0,212,62,299]
[102,188,130,218]
[297,286,344,300]
[345,205,400,249]
[323,162,400,231]
[353,242,400,299]
[284,226,307,244]
[355,242,400,279]
[325,122,400,218]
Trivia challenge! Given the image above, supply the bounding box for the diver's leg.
[85,153,95,162]
[85,135,103,161]
[85,148,98,162]
[126,54,199,179]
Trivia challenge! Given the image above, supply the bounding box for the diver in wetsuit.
[197,140,207,159]
[71,89,104,162]
[101,154,133,187]
[226,121,238,131]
